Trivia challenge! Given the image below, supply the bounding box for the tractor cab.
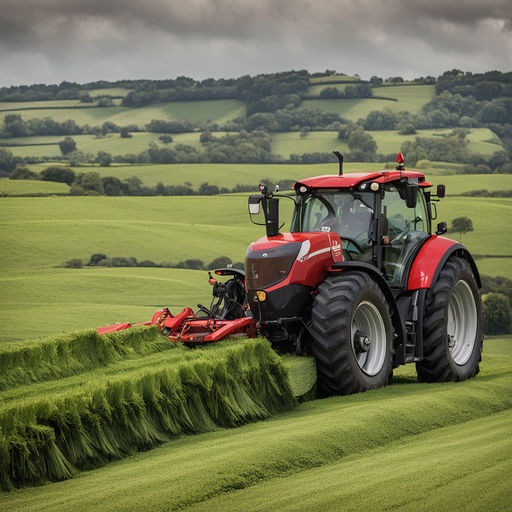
[290,171,432,286]
[248,153,444,290]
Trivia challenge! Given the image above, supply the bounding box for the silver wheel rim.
[447,280,477,366]
[351,301,387,376]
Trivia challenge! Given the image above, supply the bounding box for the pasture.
[0,178,69,196]
[0,189,510,342]
[0,99,245,126]
[1,335,510,511]
[302,85,435,121]
[271,127,502,159]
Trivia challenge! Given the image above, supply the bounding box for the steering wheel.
[390,229,410,245]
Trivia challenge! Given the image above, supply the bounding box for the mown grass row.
[1,338,509,511]
[0,336,295,490]
[0,327,171,391]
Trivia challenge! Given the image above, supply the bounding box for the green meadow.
[0,178,69,196]
[3,126,502,161]
[2,132,204,158]
[0,188,510,342]
[0,99,245,126]
[1,335,510,510]
[271,127,501,159]
[303,85,435,121]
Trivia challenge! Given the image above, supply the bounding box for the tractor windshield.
[291,190,374,259]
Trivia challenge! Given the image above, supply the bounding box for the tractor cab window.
[382,185,430,286]
[292,191,374,261]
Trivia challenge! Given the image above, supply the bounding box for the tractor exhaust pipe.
[333,151,344,175]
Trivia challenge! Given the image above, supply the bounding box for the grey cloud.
[0,0,510,86]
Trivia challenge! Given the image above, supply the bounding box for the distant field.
[0,267,213,341]
[370,127,502,156]
[0,196,265,273]
[270,128,502,159]
[0,178,69,196]
[2,132,205,158]
[0,99,245,127]
[309,75,360,83]
[66,162,384,188]
[87,87,133,97]
[0,99,89,110]
[0,192,509,341]
[437,196,512,257]
[4,126,502,160]
[306,83,351,96]
[303,85,435,121]
[476,257,512,277]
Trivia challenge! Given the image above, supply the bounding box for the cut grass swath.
[0,327,170,391]
[0,334,294,490]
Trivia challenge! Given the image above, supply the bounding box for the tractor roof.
[295,170,432,190]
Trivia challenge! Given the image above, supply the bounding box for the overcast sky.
[0,0,511,87]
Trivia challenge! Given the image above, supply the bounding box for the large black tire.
[311,272,393,396]
[416,256,483,382]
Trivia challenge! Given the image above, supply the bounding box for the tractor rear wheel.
[416,256,483,382]
[311,271,393,396]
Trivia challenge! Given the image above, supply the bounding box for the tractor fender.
[407,236,481,291]
[329,261,405,347]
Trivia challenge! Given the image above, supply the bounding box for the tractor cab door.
[382,185,430,286]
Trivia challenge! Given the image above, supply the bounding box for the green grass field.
[0,99,245,127]
[1,335,510,511]
[0,190,509,342]
[309,75,360,84]
[302,85,435,121]
[2,132,205,158]
[271,128,502,159]
[0,100,89,110]
[0,178,69,196]
[88,88,133,97]
[3,126,502,161]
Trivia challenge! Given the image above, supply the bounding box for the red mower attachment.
[97,268,258,344]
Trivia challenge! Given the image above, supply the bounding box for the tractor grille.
[245,242,301,289]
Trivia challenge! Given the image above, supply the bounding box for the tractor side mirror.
[248,195,262,215]
[405,183,418,208]
[437,184,446,198]
[436,222,447,235]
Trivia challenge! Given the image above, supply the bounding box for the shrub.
[87,253,107,266]
[208,256,232,269]
[483,293,511,334]
[40,166,75,185]
[64,259,83,268]
[10,166,38,180]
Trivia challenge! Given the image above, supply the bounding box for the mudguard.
[407,236,481,290]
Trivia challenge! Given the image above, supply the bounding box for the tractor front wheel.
[311,272,393,396]
[416,256,483,382]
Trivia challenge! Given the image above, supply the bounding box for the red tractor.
[245,153,483,395]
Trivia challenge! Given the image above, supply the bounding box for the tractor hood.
[245,232,342,292]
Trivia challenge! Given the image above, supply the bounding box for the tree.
[59,137,77,155]
[87,253,107,266]
[483,293,511,334]
[102,176,124,196]
[348,129,377,161]
[207,256,232,269]
[451,217,473,238]
[10,166,38,180]
[73,172,104,194]
[40,166,75,185]
[120,127,132,138]
[97,151,112,167]
[0,148,17,174]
